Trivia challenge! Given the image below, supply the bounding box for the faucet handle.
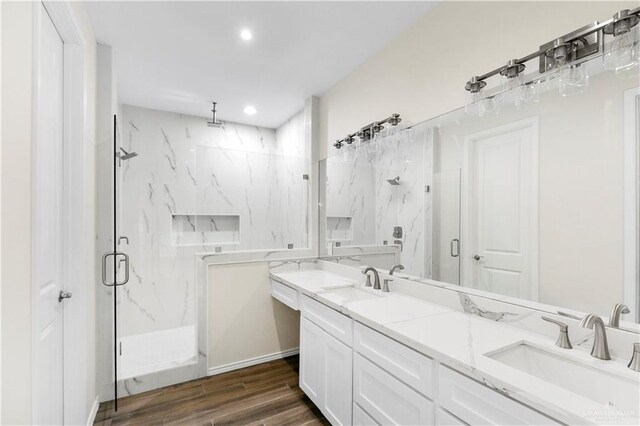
[542,316,573,349]
[628,343,640,372]
[364,274,372,287]
[382,279,392,293]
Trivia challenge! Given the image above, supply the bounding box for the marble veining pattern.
[118,104,308,339]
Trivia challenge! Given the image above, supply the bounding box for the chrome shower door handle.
[450,239,460,257]
[101,251,130,287]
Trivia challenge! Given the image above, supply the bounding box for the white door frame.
[624,87,640,322]
[32,2,90,424]
[461,117,539,301]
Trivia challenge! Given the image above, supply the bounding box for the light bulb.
[604,27,640,78]
[558,63,589,97]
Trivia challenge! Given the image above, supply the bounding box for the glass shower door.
[100,115,130,411]
[114,112,200,398]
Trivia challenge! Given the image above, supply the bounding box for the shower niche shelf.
[171,214,240,246]
[327,216,353,242]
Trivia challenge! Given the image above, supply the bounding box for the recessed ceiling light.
[243,105,257,115]
[240,29,252,41]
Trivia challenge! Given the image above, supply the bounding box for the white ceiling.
[86,1,437,128]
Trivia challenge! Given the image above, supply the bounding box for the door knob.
[58,291,72,303]
[473,255,484,261]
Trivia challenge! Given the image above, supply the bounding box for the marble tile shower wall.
[118,105,307,337]
[326,128,432,278]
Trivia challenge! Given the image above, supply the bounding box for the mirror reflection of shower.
[117,147,138,166]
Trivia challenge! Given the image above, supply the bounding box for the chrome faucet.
[389,264,405,276]
[362,267,381,290]
[609,303,630,327]
[580,314,611,360]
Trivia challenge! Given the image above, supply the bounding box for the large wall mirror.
[320,53,640,331]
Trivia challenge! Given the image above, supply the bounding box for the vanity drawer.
[354,322,434,398]
[270,279,299,311]
[301,294,353,346]
[354,353,434,426]
[438,366,559,425]
[353,403,378,426]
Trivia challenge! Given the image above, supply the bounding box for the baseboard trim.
[87,396,100,426]
[207,348,299,376]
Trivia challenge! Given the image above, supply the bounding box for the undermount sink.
[487,343,639,410]
[319,286,381,305]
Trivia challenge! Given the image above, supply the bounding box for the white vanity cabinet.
[269,276,562,426]
[300,296,353,426]
[352,323,559,426]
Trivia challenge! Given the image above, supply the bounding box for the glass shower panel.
[432,169,461,285]
[116,115,198,382]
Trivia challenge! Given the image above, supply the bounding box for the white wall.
[1,3,35,422]
[319,1,636,159]
[0,1,98,424]
[208,262,300,371]
[0,1,4,417]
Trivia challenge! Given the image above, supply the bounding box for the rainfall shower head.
[119,147,138,160]
[207,102,223,128]
[387,176,400,186]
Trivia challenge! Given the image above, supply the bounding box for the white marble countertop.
[269,268,640,426]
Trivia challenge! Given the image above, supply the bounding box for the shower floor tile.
[93,355,329,426]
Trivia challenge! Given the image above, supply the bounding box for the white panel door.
[464,118,538,300]
[34,4,65,424]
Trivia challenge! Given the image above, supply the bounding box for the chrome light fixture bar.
[334,113,401,149]
[465,7,640,97]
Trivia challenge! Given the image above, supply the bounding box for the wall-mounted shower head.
[387,176,400,186]
[207,102,223,128]
[119,147,138,160]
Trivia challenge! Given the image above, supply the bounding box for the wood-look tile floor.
[94,356,329,426]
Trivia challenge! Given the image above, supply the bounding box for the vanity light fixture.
[333,113,402,149]
[464,6,640,113]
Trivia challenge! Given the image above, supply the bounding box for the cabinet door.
[353,403,379,426]
[324,333,353,426]
[354,354,434,425]
[300,317,324,406]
